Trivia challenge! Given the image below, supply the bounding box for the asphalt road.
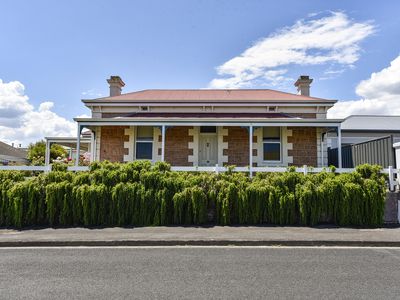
[0,246,399,299]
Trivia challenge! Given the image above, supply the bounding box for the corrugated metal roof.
[86,89,335,102]
[341,115,400,131]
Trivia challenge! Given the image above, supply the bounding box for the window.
[136,126,153,160]
[200,126,217,133]
[263,127,281,161]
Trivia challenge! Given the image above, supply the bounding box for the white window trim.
[135,127,153,160]
[262,127,282,164]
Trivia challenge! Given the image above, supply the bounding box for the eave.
[74,117,343,128]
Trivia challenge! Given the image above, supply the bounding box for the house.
[0,141,28,165]
[73,76,342,168]
[327,115,400,168]
[71,75,343,169]
[328,115,400,148]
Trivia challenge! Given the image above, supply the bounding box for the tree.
[27,140,68,165]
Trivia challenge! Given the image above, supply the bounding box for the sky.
[1,0,400,146]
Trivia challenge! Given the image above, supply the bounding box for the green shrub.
[278,190,296,225]
[45,181,72,226]
[52,163,68,172]
[362,179,386,226]
[72,172,91,186]
[9,182,27,228]
[78,184,109,226]
[40,171,73,185]
[0,171,25,184]
[173,186,208,225]
[244,182,271,224]
[296,181,320,226]
[0,162,388,228]
[6,179,45,228]
[356,164,383,180]
[111,183,141,226]
[0,180,14,226]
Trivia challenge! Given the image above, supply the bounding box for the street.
[0,246,399,299]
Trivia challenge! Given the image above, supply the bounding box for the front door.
[199,134,218,166]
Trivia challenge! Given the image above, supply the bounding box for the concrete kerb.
[1,240,400,248]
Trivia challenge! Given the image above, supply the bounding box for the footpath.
[0,226,400,247]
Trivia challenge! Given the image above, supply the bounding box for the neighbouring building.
[327,115,400,168]
[70,75,342,168]
[328,115,400,148]
[0,141,28,165]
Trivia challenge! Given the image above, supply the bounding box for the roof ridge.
[113,88,329,101]
[87,88,336,102]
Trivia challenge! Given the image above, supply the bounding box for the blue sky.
[1,0,400,145]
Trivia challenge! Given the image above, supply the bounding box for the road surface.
[0,246,399,299]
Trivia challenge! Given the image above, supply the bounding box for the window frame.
[200,126,217,134]
[135,126,153,160]
[262,126,282,163]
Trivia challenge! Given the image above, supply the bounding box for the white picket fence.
[170,165,398,192]
[0,165,400,191]
[0,164,398,191]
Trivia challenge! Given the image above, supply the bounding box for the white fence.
[0,165,52,172]
[0,164,398,191]
[170,165,398,192]
[170,165,357,174]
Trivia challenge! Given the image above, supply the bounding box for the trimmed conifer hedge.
[0,162,387,228]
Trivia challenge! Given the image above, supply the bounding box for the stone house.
[73,76,343,168]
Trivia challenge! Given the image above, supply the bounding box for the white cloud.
[209,11,375,89]
[0,79,76,146]
[81,89,103,97]
[0,79,33,127]
[75,113,91,119]
[328,55,400,118]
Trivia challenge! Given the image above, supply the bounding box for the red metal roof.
[90,89,334,102]
[120,112,294,119]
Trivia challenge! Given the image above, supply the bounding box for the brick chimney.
[107,76,125,97]
[294,75,313,96]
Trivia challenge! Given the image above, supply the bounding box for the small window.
[268,106,276,112]
[263,127,281,161]
[140,106,149,111]
[136,126,153,160]
[200,126,217,133]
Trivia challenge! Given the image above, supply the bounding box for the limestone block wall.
[217,127,228,166]
[123,127,135,162]
[94,127,101,162]
[153,127,162,163]
[188,127,199,166]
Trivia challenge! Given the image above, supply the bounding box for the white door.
[199,135,218,166]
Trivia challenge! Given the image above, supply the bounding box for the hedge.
[0,161,387,228]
